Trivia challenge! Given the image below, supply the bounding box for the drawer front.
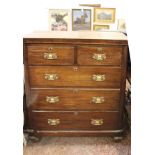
[77,46,122,66]
[27,44,74,65]
[29,66,121,88]
[30,89,120,110]
[32,111,119,130]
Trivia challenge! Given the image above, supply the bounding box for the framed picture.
[117,19,126,32]
[93,25,110,31]
[79,4,101,7]
[94,8,116,23]
[49,9,70,31]
[72,9,91,31]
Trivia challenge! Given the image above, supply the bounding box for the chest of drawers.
[23,31,128,138]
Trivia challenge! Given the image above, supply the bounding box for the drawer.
[27,44,74,65]
[30,89,120,110]
[77,46,122,66]
[31,111,119,130]
[29,66,121,88]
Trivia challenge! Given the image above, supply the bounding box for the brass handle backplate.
[44,74,59,80]
[46,96,59,103]
[44,53,57,60]
[92,74,105,82]
[92,97,105,104]
[92,53,106,61]
[91,119,103,125]
[47,119,60,126]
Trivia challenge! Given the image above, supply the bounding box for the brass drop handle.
[92,74,105,82]
[46,96,59,103]
[92,97,105,104]
[91,119,103,126]
[43,53,58,60]
[44,74,59,80]
[47,119,60,126]
[92,53,106,61]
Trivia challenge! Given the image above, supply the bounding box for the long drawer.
[29,66,122,88]
[31,111,119,130]
[30,89,120,110]
[27,44,74,65]
[77,46,122,66]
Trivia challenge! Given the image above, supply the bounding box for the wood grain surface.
[23,32,128,137]
[29,89,120,111]
[29,66,122,88]
[77,46,122,66]
[31,111,119,130]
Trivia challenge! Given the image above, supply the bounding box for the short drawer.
[31,111,119,130]
[30,89,120,110]
[77,46,122,66]
[29,66,121,88]
[27,44,74,65]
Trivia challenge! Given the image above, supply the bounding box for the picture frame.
[94,8,116,23]
[93,25,110,31]
[117,19,126,32]
[79,4,101,8]
[72,9,91,31]
[49,9,70,31]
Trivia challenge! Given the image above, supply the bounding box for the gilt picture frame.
[94,8,116,24]
[72,9,91,31]
[49,9,70,31]
[93,25,110,31]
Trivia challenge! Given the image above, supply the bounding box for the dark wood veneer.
[29,66,122,88]
[29,89,120,111]
[27,45,74,65]
[31,111,119,130]
[77,46,122,66]
[23,32,128,138]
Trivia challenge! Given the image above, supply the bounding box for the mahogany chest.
[23,31,128,138]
